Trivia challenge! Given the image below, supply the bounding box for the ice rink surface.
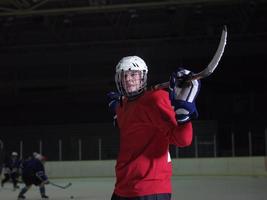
[1,176,267,200]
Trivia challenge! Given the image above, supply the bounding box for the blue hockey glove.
[36,171,48,182]
[169,68,201,123]
[107,91,121,126]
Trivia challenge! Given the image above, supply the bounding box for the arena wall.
[45,157,267,178]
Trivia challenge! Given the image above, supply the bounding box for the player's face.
[122,70,142,93]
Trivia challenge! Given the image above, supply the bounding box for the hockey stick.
[153,25,227,89]
[50,182,72,189]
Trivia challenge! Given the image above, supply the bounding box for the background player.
[107,56,200,200]
[18,153,49,199]
[1,151,21,190]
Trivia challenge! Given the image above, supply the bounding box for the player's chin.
[126,87,137,93]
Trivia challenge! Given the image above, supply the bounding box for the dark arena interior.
[0,0,267,167]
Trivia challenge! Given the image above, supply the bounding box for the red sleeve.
[152,90,193,147]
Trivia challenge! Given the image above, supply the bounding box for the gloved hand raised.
[169,68,201,124]
[107,91,121,126]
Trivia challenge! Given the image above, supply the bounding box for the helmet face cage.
[115,56,148,97]
[115,70,147,97]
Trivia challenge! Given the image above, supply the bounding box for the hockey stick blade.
[50,182,72,189]
[153,25,227,90]
[189,25,227,80]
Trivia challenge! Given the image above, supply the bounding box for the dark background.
[0,0,267,159]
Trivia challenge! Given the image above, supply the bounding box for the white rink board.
[45,157,267,178]
[1,176,267,200]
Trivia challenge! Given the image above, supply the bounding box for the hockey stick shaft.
[153,25,227,90]
[50,182,72,189]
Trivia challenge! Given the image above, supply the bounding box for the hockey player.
[107,56,200,200]
[1,151,21,190]
[18,154,49,199]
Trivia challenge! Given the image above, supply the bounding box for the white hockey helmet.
[11,152,18,156]
[35,154,46,161]
[33,152,39,158]
[115,56,148,97]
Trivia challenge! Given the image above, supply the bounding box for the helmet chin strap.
[126,89,145,101]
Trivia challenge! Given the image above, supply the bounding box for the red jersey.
[114,89,193,197]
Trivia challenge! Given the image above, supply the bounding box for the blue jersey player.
[18,154,49,200]
[1,152,21,190]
